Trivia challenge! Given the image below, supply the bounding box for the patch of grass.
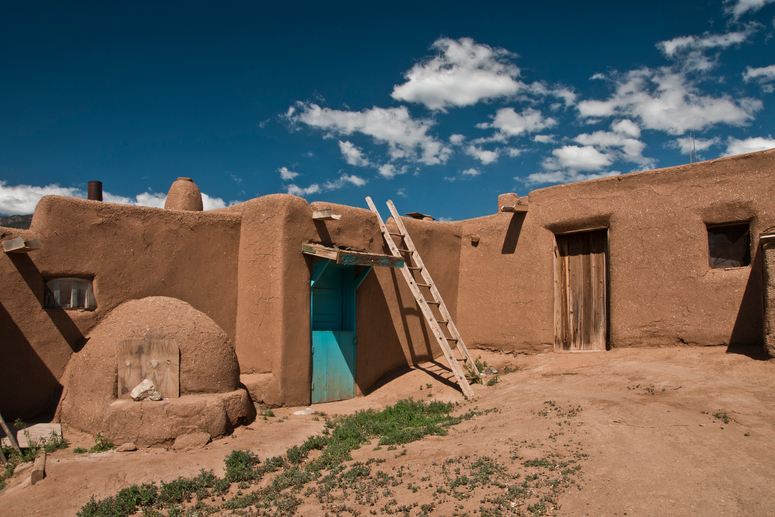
[486,376,499,387]
[74,447,88,454]
[225,449,260,482]
[77,399,481,517]
[307,399,460,471]
[713,411,730,424]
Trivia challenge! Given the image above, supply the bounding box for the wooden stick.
[0,411,21,454]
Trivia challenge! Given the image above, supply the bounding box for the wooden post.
[31,451,46,485]
[0,411,21,455]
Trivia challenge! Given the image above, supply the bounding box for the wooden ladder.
[366,197,479,398]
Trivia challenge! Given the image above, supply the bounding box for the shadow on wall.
[728,250,766,359]
[7,253,85,351]
[0,301,62,420]
[390,267,433,363]
[501,213,525,254]
[355,269,426,396]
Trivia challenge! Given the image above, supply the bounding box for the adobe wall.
[227,196,462,406]
[0,196,241,419]
[457,149,775,352]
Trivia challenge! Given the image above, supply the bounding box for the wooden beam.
[31,451,46,485]
[500,205,529,213]
[0,412,21,454]
[312,209,342,221]
[302,244,404,268]
[3,237,42,254]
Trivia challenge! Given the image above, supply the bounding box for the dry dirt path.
[2,346,774,516]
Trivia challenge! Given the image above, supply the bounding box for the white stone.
[293,408,315,416]
[130,379,162,401]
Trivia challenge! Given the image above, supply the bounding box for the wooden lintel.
[501,205,529,213]
[302,244,404,268]
[312,209,342,221]
[3,237,42,254]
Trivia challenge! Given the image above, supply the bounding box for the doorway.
[554,229,607,351]
[311,261,356,403]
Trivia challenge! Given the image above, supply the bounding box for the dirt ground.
[2,346,775,517]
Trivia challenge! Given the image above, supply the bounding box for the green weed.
[89,434,115,453]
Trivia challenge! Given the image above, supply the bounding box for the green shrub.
[89,434,115,453]
[224,449,260,482]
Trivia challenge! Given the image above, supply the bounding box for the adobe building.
[2,149,774,446]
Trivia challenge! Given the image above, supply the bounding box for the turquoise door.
[311,262,356,403]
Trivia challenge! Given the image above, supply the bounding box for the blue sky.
[1,1,774,220]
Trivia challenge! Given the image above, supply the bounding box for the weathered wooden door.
[555,230,607,351]
[311,263,356,403]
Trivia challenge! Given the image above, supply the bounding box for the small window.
[707,223,750,269]
[44,278,96,310]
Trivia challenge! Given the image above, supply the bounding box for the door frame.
[310,260,359,403]
[552,227,609,352]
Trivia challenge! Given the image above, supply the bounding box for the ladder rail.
[385,201,480,376]
[366,197,478,398]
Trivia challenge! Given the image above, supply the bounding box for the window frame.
[44,277,96,310]
[706,222,751,270]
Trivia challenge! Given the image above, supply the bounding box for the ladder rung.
[416,283,431,288]
[436,320,449,324]
[389,232,404,237]
[398,248,413,253]
[446,337,458,342]
[426,300,440,305]
[408,266,422,270]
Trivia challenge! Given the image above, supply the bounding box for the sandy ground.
[2,346,775,516]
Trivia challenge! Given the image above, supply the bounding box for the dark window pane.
[708,224,750,268]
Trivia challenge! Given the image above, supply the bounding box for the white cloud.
[610,119,641,138]
[102,191,167,209]
[577,68,762,135]
[279,166,299,181]
[525,170,621,185]
[449,134,466,145]
[572,121,653,167]
[524,82,578,106]
[0,181,231,214]
[724,0,775,19]
[465,145,499,164]
[378,164,408,179]
[669,136,721,155]
[397,188,408,198]
[543,145,613,172]
[506,147,522,157]
[744,64,775,82]
[338,140,371,167]
[0,182,82,214]
[551,87,577,106]
[461,168,482,176]
[290,103,451,165]
[533,134,556,144]
[391,37,523,111]
[286,183,321,197]
[657,26,758,71]
[476,107,557,143]
[323,173,367,190]
[723,136,775,156]
[285,173,367,198]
